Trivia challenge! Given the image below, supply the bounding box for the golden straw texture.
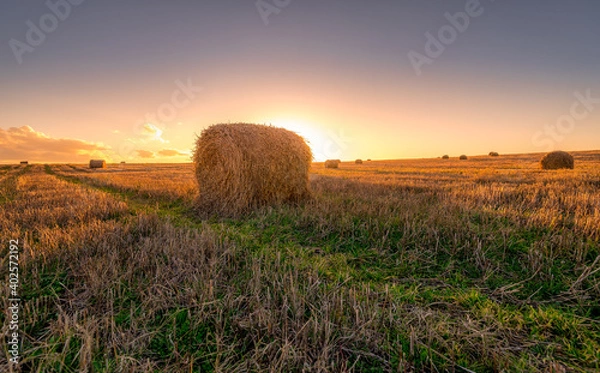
[193,123,312,217]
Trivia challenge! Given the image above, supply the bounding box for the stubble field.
[1,151,599,372]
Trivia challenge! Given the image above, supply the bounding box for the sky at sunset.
[1,0,599,163]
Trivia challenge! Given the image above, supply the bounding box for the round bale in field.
[324,159,340,169]
[442,155,449,159]
[459,155,468,160]
[193,123,312,217]
[355,159,363,164]
[540,151,574,170]
[89,159,106,169]
[489,152,499,157]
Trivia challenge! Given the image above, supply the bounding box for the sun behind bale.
[193,123,312,217]
[540,150,574,170]
[324,159,340,169]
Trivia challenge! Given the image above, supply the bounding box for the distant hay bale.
[442,155,449,159]
[324,159,340,169]
[355,159,363,164]
[459,155,468,160]
[89,159,106,169]
[193,123,312,217]
[489,152,499,157]
[540,151,574,170]
[20,161,28,165]
[367,159,372,162]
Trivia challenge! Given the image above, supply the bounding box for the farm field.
[1,151,600,372]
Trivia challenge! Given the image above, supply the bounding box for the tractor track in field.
[1,165,32,204]
[43,164,208,230]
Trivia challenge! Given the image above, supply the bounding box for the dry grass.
[51,163,197,203]
[193,123,312,217]
[1,152,599,372]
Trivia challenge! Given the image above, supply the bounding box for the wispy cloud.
[140,123,167,143]
[135,149,155,159]
[158,148,189,157]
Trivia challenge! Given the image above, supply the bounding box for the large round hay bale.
[355,159,363,164]
[442,155,449,159]
[540,151,574,170]
[89,159,106,169]
[489,151,499,157]
[193,123,312,217]
[459,155,468,160]
[324,159,340,169]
